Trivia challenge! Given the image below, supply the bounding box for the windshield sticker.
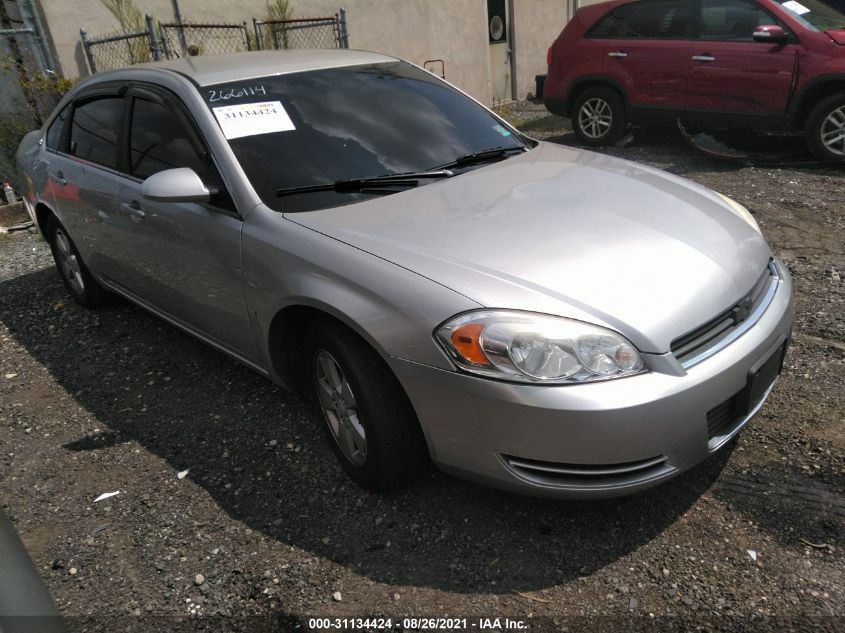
[212,101,295,139]
[207,85,267,103]
[782,0,810,15]
[493,124,512,137]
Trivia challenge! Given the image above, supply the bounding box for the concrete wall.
[38,0,572,104]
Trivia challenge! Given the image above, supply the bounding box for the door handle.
[692,54,716,62]
[608,51,628,58]
[120,200,146,219]
[50,171,67,185]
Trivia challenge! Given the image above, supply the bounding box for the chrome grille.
[503,454,675,488]
[671,260,779,367]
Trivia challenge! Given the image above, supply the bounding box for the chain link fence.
[80,15,163,74]
[159,21,251,59]
[253,16,346,51]
[82,9,349,73]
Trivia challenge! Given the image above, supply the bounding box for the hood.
[288,142,771,353]
[826,28,845,45]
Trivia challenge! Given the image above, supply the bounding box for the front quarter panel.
[242,206,482,375]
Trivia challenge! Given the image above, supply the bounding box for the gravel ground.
[0,112,843,632]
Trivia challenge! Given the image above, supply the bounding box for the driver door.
[686,0,798,115]
[109,86,259,363]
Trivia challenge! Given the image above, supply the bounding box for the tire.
[572,87,627,147]
[46,215,113,308]
[304,319,428,490]
[805,92,845,163]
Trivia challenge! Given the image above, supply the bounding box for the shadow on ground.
[540,121,826,170]
[2,267,739,594]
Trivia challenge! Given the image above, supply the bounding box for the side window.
[129,95,236,212]
[589,5,634,38]
[624,0,690,38]
[46,105,70,151]
[700,0,783,40]
[69,96,123,169]
[129,98,206,179]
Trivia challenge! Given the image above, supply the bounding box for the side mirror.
[142,167,210,203]
[753,25,786,42]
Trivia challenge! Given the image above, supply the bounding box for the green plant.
[100,0,152,63]
[265,0,292,49]
[0,53,74,184]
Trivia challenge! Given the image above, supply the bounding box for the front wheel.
[805,92,845,163]
[304,319,428,490]
[572,87,627,146]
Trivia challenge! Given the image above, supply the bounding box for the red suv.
[544,0,845,161]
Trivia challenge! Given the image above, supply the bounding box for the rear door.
[686,0,798,115]
[47,92,124,271]
[108,86,258,362]
[599,0,694,113]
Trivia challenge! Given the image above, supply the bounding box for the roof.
[128,49,399,86]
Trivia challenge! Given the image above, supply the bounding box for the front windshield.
[777,0,845,31]
[200,61,527,213]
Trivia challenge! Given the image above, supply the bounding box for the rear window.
[46,104,70,151]
[199,61,527,213]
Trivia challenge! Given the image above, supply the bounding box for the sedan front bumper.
[388,262,793,498]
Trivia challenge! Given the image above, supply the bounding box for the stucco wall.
[38,0,571,104]
[512,0,568,100]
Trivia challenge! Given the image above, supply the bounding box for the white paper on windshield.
[782,0,810,15]
[212,101,295,139]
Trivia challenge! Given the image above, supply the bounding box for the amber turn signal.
[450,323,489,365]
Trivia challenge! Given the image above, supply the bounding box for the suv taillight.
[547,46,553,67]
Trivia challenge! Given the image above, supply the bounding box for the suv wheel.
[805,92,845,163]
[572,87,627,147]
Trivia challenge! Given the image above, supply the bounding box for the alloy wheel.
[313,350,367,466]
[578,97,613,140]
[820,106,845,156]
[54,228,85,294]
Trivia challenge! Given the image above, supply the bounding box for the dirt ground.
[0,108,843,632]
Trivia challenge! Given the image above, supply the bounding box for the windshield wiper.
[436,146,528,170]
[276,169,453,197]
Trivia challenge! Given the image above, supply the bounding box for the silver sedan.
[16,50,793,498]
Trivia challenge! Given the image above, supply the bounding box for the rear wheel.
[46,215,112,308]
[572,87,627,146]
[304,319,428,490]
[805,92,845,163]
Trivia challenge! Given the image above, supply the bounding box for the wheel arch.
[265,300,434,455]
[34,201,56,240]
[566,76,629,118]
[788,75,845,129]
[266,300,396,396]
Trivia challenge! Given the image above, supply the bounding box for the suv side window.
[589,5,634,37]
[700,0,785,40]
[69,96,124,169]
[46,104,70,151]
[624,0,691,38]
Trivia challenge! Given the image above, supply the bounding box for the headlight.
[716,193,761,234]
[435,310,645,384]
